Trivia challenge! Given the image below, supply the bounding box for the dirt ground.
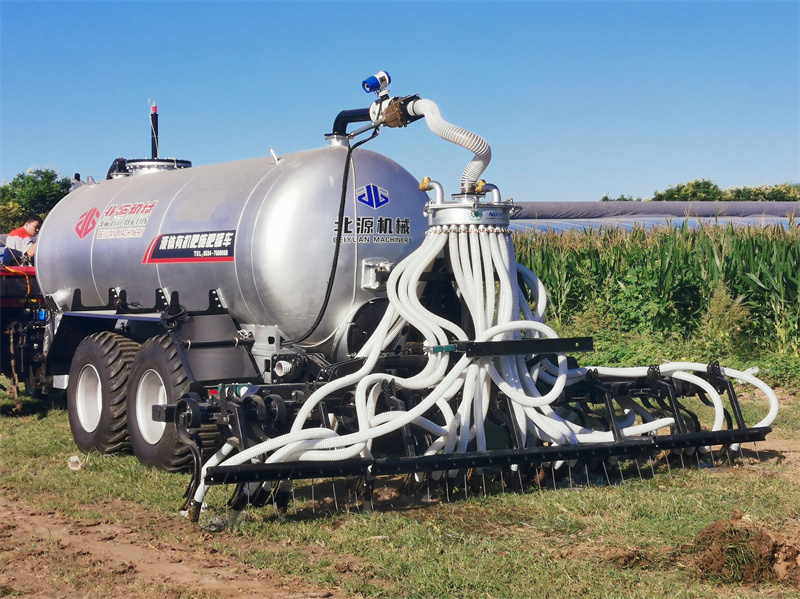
[0,494,348,599]
[692,439,800,585]
[692,509,800,584]
[1,440,799,599]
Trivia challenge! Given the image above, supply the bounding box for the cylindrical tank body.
[36,145,428,352]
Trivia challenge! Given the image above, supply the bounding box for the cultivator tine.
[708,446,717,470]
[224,483,231,521]
[751,441,765,472]
[697,449,710,469]
[362,492,373,513]
[601,462,611,486]
[273,480,292,513]
[737,444,747,465]
[708,447,718,469]
[648,456,657,478]
[678,450,687,470]
[270,484,279,513]
[362,471,375,513]
[663,453,673,477]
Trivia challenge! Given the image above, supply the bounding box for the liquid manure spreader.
[2,73,779,522]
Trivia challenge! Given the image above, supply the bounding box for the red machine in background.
[0,262,48,407]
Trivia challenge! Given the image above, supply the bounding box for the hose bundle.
[192,221,779,506]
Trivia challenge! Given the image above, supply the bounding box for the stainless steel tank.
[36,145,428,352]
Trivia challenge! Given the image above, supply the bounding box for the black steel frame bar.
[202,427,770,485]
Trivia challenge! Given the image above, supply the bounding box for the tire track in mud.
[0,495,344,599]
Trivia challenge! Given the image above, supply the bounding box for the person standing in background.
[3,213,42,264]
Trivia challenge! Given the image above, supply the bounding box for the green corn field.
[513,222,800,358]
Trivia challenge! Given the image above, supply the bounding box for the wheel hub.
[136,369,167,445]
[75,363,102,433]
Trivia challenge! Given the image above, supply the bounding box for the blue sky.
[1,0,798,203]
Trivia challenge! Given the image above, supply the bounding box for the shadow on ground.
[0,387,66,418]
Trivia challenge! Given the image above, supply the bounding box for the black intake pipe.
[329,108,372,137]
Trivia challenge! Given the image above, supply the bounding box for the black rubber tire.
[67,332,141,454]
[126,335,204,472]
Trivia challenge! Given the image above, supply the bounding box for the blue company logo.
[469,209,505,220]
[356,184,390,209]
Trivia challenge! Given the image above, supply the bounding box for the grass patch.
[2,312,800,599]
[2,387,799,598]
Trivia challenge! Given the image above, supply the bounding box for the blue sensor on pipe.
[362,71,391,94]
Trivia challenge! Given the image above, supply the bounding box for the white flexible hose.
[569,361,779,429]
[192,215,779,506]
[407,99,492,189]
[479,229,496,326]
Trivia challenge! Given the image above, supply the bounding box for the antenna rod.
[150,101,159,159]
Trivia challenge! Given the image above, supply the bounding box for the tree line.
[0,169,71,232]
[602,179,800,203]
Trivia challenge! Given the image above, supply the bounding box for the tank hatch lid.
[124,158,192,176]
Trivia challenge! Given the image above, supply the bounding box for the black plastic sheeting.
[510,202,799,232]
[511,201,800,220]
